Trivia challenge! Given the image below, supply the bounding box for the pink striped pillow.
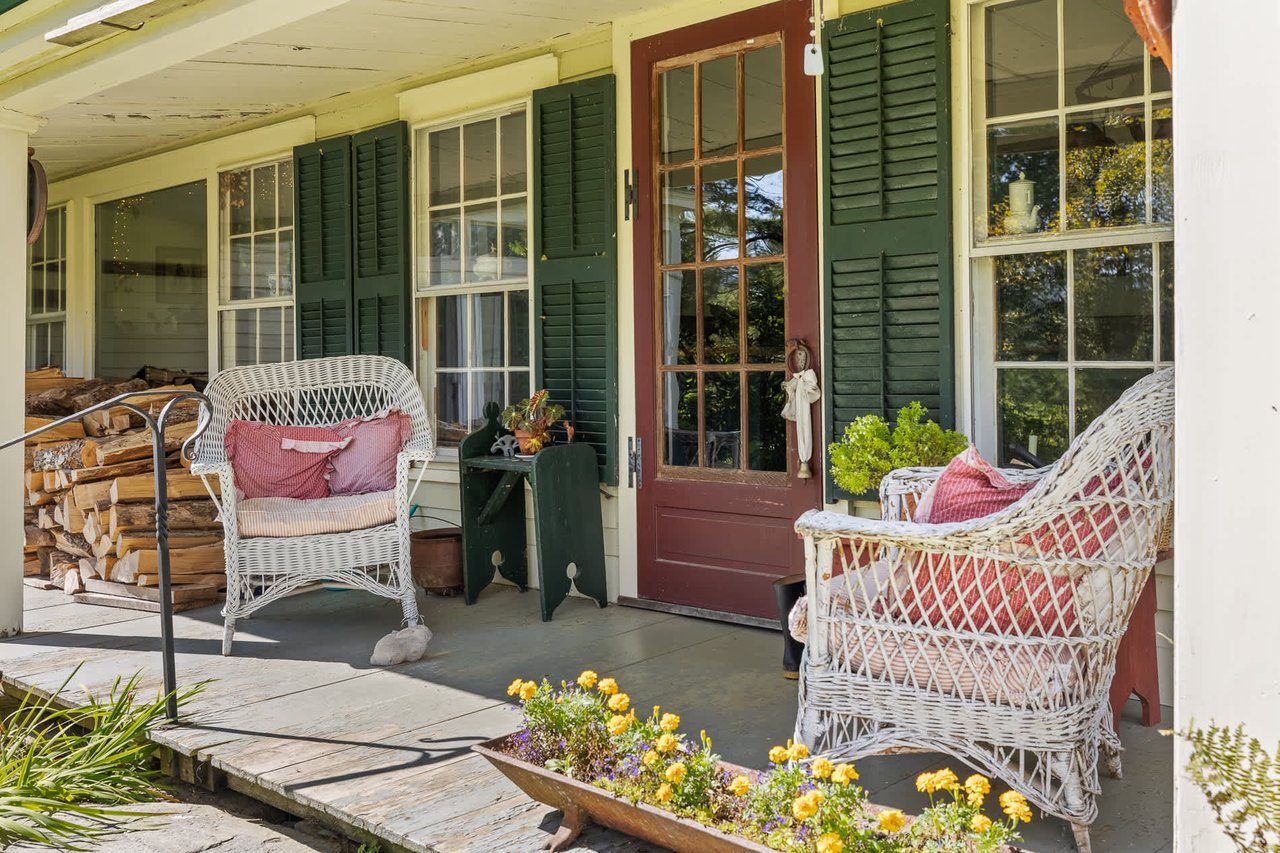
[913,446,1033,523]
[329,409,413,495]
[225,421,350,500]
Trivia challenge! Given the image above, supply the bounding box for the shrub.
[828,402,968,496]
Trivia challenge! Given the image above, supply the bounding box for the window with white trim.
[969,0,1173,465]
[27,205,67,371]
[414,107,532,447]
[217,160,295,368]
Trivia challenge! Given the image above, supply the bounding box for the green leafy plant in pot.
[828,401,969,496]
[500,390,566,455]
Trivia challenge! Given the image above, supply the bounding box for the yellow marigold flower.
[728,775,751,796]
[656,782,673,803]
[576,670,598,689]
[664,762,687,784]
[606,714,631,736]
[518,681,538,701]
[791,790,823,821]
[815,833,844,853]
[787,741,810,761]
[999,790,1033,823]
[555,697,564,705]
[656,733,679,753]
[831,763,859,785]
[932,767,960,792]
[507,678,524,696]
[642,750,660,767]
[971,813,993,833]
[916,771,936,793]
[607,693,630,713]
[768,745,789,764]
[597,677,618,695]
[877,809,907,833]
[659,712,681,732]
[965,774,991,797]
[810,757,833,779]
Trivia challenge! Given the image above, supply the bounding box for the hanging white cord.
[804,0,825,76]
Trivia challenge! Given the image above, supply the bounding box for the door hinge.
[623,168,637,222]
[627,436,642,488]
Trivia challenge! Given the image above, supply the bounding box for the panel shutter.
[351,121,412,366]
[821,0,954,500]
[293,137,353,360]
[532,75,618,485]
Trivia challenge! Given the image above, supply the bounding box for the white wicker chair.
[190,355,434,656]
[794,367,1173,853]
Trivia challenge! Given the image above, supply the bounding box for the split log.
[95,555,117,581]
[136,574,225,589]
[23,555,41,577]
[82,385,198,435]
[78,557,100,580]
[62,454,179,485]
[25,470,43,490]
[70,378,148,412]
[83,419,198,467]
[53,530,93,559]
[23,416,85,444]
[49,557,77,585]
[27,489,58,507]
[71,480,114,512]
[108,500,219,538]
[36,508,57,529]
[109,470,216,503]
[92,533,114,559]
[31,439,87,471]
[121,544,224,576]
[24,526,54,548]
[83,578,219,604]
[82,510,103,543]
[62,568,84,595]
[115,530,223,557]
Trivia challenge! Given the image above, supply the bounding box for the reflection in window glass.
[1064,0,1144,106]
[745,263,785,364]
[700,55,737,157]
[743,45,783,150]
[747,372,787,471]
[744,154,784,256]
[995,252,1067,361]
[703,267,740,364]
[701,161,739,261]
[661,65,696,163]
[1066,105,1147,229]
[662,168,697,264]
[704,372,741,468]
[987,119,1060,238]
[984,0,1057,118]
[998,368,1069,464]
[1073,245,1153,361]
[664,372,699,466]
[1151,100,1173,223]
[662,271,697,366]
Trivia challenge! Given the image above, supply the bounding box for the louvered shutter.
[293,137,354,359]
[351,121,412,366]
[532,76,618,484]
[822,0,954,499]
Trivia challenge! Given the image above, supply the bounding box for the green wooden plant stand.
[458,403,608,621]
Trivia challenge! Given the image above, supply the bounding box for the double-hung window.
[27,205,67,370]
[969,0,1173,465]
[217,160,295,368]
[414,108,532,447]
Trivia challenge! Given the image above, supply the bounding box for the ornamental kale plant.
[828,402,969,496]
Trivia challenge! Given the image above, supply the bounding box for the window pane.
[703,266,740,364]
[701,55,738,158]
[509,289,530,367]
[253,232,277,298]
[1159,241,1174,362]
[472,371,504,430]
[663,372,699,466]
[463,119,497,200]
[45,208,62,261]
[48,321,64,369]
[277,229,294,297]
[258,306,284,364]
[221,309,257,368]
[1151,100,1173,224]
[747,371,786,471]
[1151,55,1171,93]
[29,265,43,315]
[253,164,277,232]
[984,0,1057,117]
[661,270,697,366]
[500,112,527,195]
[1064,0,1144,106]
[987,118,1059,237]
[436,373,467,446]
[1066,104,1146,229]
[500,198,528,279]
[227,169,251,235]
[743,44,782,150]
[30,323,48,369]
[509,370,530,404]
[1073,244,1153,361]
[51,261,66,312]
[435,295,466,368]
[473,292,504,368]
[746,262,785,364]
[704,372,741,469]
[228,236,251,301]
[278,161,294,228]
[998,368,1069,465]
[701,161,739,261]
[281,307,294,362]
[744,154,783,257]
[465,202,499,282]
[661,167,696,265]
[429,208,461,285]
[1076,367,1150,433]
[661,65,696,163]
[429,127,461,206]
[995,252,1067,361]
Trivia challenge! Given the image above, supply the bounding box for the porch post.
[1173,1,1280,849]
[0,108,38,638]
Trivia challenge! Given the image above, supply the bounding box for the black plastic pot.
[772,573,806,680]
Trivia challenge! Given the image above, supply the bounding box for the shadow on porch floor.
[5,584,1171,852]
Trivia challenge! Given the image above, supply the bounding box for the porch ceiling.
[30,0,648,181]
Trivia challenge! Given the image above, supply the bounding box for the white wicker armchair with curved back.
[793,367,1174,853]
[190,355,434,656]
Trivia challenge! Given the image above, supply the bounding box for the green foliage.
[0,669,201,849]
[828,402,969,496]
[499,389,566,452]
[1183,722,1280,851]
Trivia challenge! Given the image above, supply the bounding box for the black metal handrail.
[3,389,212,720]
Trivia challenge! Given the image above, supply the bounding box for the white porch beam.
[0,110,38,638]
[0,0,353,115]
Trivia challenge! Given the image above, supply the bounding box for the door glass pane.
[499,112,527,195]
[661,65,696,163]
[997,368,1069,466]
[429,208,461,285]
[746,262,785,363]
[1066,104,1146,229]
[500,198,528,279]
[429,127,461,206]
[987,118,1059,237]
[1064,0,1144,106]
[473,292,504,367]
[1159,242,1174,362]
[465,202,499,282]
[509,289,530,367]
[661,168,696,264]
[995,251,1067,361]
[252,165,277,232]
[701,161,739,261]
[462,119,497,200]
[700,55,738,157]
[661,270,697,365]
[1151,100,1173,224]
[663,372,699,466]
[702,266,740,364]
[1073,244,1153,361]
[704,372,741,469]
[435,295,466,368]
[743,45,782,150]
[1076,367,1150,432]
[747,372,786,471]
[744,154,783,257]
[984,0,1057,117]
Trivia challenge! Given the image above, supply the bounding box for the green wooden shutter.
[533,75,618,485]
[351,121,412,366]
[294,136,354,359]
[822,0,954,499]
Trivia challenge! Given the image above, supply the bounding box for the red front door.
[632,0,821,621]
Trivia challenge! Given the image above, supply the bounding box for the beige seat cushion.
[237,491,396,538]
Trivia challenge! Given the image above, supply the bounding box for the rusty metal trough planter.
[474,735,1032,852]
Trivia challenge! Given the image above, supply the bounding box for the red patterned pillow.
[329,409,413,495]
[225,420,349,500]
[913,446,1034,523]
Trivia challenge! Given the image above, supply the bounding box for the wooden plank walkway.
[2,585,1172,852]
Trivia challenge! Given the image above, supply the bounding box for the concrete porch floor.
[3,584,1172,852]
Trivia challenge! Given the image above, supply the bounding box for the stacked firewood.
[22,367,226,613]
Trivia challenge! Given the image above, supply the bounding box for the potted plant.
[500,389,566,455]
[827,401,968,497]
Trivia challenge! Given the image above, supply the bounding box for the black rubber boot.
[773,573,807,680]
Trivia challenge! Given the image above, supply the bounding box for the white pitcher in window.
[1003,172,1041,234]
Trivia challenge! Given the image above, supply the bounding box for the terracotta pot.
[513,429,544,454]
[409,528,462,594]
